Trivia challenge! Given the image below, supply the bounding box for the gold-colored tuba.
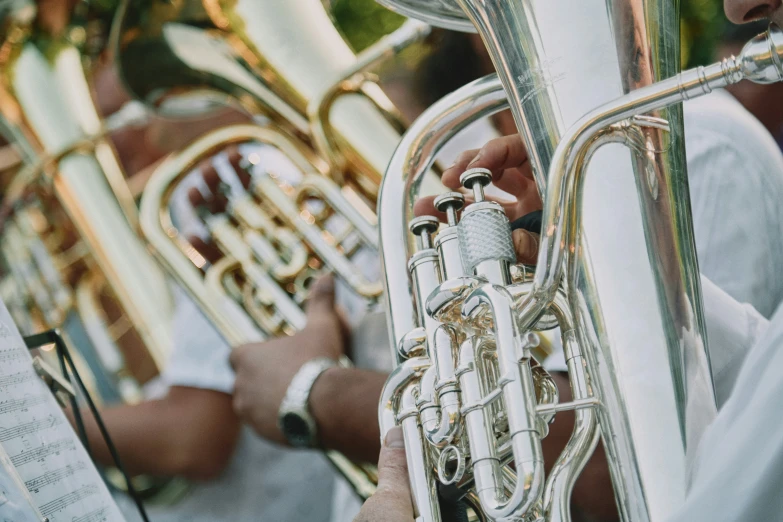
[375,1,783,521]
[112,0,432,499]
[0,0,186,502]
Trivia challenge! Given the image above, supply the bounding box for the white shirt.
[669,298,780,522]
[686,90,783,319]
[666,93,783,521]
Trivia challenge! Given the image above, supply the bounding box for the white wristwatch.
[277,357,337,448]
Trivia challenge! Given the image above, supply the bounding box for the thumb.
[355,426,414,522]
[306,274,336,318]
[377,427,411,493]
[512,229,539,265]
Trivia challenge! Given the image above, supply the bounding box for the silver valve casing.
[433,191,466,281]
[457,201,516,276]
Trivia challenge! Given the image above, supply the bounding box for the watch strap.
[278,357,337,447]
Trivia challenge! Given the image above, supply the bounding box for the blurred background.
[75,0,776,139]
[326,0,783,146]
[330,0,730,65]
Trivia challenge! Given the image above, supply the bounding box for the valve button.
[408,215,440,236]
[434,192,465,227]
[433,192,465,213]
[459,167,492,190]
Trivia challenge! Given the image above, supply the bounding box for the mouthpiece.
[736,23,783,84]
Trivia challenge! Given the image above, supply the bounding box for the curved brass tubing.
[140,123,380,497]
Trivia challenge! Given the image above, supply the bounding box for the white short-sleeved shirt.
[686,90,783,319]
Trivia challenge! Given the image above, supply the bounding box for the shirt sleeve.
[669,304,783,522]
[161,286,235,394]
[700,275,769,407]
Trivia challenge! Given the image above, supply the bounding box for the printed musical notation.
[0,300,125,521]
[25,462,87,493]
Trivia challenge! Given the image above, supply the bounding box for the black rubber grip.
[510,210,543,235]
[438,484,470,522]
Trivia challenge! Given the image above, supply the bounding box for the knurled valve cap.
[433,192,465,227]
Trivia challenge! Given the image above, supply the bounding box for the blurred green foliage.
[681,0,728,66]
[330,0,407,52]
[332,0,732,68]
[87,0,730,68]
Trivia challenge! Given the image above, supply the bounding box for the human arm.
[66,386,241,481]
[230,275,387,463]
[65,286,245,481]
[309,367,386,463]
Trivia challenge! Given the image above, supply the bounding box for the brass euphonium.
[375,1,783,521]
[0,0,186,502]
[112,0,432,499]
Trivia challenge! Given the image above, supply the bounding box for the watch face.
[281,412,312,447]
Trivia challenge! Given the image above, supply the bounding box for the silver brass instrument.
[113,0,431,499]
[375,1,783,520]
[0,1,185,502]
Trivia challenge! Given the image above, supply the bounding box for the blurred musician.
[58,36,338,522]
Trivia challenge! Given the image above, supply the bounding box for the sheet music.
[0,299,125,522]
[0,439,42,522]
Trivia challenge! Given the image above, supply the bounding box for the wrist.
[277,357,338,448]
[308,366,341,419]
[308,366,345,448]
[308,367,387,463]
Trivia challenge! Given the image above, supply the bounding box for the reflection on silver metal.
[376,0,783,518]
[376,0,474,32]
